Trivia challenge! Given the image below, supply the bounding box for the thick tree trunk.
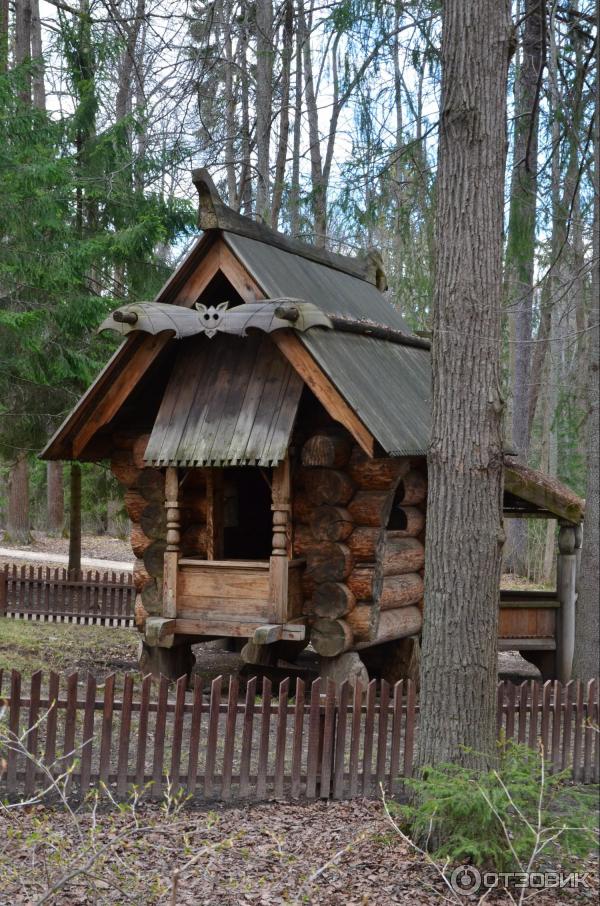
[68,462,82,573]
[416,0,511,772]
[46,461,64,535]
[30,0,45,110]
[8,454,31,544]
[505,0,545,576]
[15,0,32,103]
[573,32,599,681]
[254,0,273,221]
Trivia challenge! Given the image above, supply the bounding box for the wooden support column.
[163,467,180,619]
[269,458,291,624]
[206,469,223,560]
[556,522,577,683]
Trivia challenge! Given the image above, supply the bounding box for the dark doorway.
[222,467,273,560]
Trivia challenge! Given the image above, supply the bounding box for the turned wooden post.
[556,522,577,682]
[269,458,291,623]
[163,467,180,619]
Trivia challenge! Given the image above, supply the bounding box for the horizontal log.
[292,524,315,557]
[180,498,207,524]
[396,471,427,506]
[347,566,382,602]
[301,433,352,468]
[140,502,167,541]
[347,526,381,561]
[132,558,153,592]
[305,542,353,583]
[504,459,584,524]
[124,489,147,524]
[387,507,425,537]
[143,539,167,579]
[302,468,355,506]
[110,452,140,488]
[348,452,410,489]
[309,505,353,542]
[132,433,151,469]
[310,617,354,657]
[383,535,425,576]
[348,490,392,526]
[137,468,165,503]
[130,523,152,559]
[134,594,148,630]
[380,573,424,610]
[313,582,356,619]
[353,606,422,650]
[346,603,379,642]
[292,496,314,525]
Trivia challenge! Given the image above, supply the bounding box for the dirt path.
[0,546,132,571]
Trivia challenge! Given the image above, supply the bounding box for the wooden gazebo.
[42,171,585,683]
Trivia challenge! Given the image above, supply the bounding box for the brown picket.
[274,678,289,799]
[204,676,223,798]
[403,679,416,778]
[239,676,256,799]
[135,673,152,788]
[319,679,336,799]
[221,677,239,800]
[332,680,350,800]
[117,674,134,797]
[169,675,188,792]
[388,680,404,796]
[24,671,42,797]
[186,675,203,795]
[290,677,305,799]
[99,674,115,788]
[80,674,97,795]
[306,678,322,799]
[256,677,272,800]
[348,680,363,798]
[152,676,169,797]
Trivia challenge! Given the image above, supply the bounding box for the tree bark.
[30,0,45,110]
[15,0,32,103]
[504,0,544,575]
[8,454,31,544]
[416,0,511,773]
[68,462,82,573]
[573,26,599,681]
[46,461,64,535]
[254,0,273,222]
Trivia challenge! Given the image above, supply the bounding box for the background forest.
[0,0,597,584]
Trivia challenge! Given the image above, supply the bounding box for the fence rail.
[0,564,135,626]
[0,671,597,803]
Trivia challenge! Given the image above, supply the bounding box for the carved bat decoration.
[98,299,333,339]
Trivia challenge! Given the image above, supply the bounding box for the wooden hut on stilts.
[42,171,585,685]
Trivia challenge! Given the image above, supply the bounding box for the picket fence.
[0,564,135,626]
[0,671,597,803]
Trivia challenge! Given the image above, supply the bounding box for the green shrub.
[390,741,598,871]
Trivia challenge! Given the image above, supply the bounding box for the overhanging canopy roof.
[144,333,303,467]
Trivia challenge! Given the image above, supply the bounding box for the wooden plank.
[561,680,574,772]
[551,680,562,774]
[403,679,416,778]
[515,681,527,744]
[319,679,336,799]
[388,680,404,796]
[44,671,60,769]
[117,674,134,797]
[239,676,257,798]
[540,681,552,762]
[6,670,21,793]
[73,334,171,457]
[80,674,97,795]
[179,562,270,599]
[290,678,305,799]
[332,680,350,799]
[152,676,169,797]
[348,680,363,798]
[375,680,390,792]
[572,680,584,782]
[272,331,375,457]
[173,617,305,640]
[186,675,203,795]
[256,677,272,799]
[583,679,595,784]
[362,679,376,796]
[306,678,322,799]
[24,671,42,797]
[99,674,115,788]
[169,674,188,792]
[63,672,78,792]
[505,682,516,740]
[204,676,222,798]
[221,677,239,800]
[274,678,290,798]
[135,674,152,788]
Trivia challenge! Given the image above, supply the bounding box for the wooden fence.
[0,671,597,803]
[0,564,135,626]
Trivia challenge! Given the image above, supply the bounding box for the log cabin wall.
[293,426,428,656]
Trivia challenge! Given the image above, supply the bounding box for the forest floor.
[0,798,597,905]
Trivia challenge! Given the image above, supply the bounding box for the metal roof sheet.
[223,231,431,456]
[144,333,303,467]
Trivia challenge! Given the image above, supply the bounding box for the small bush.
[390,741,598,872]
